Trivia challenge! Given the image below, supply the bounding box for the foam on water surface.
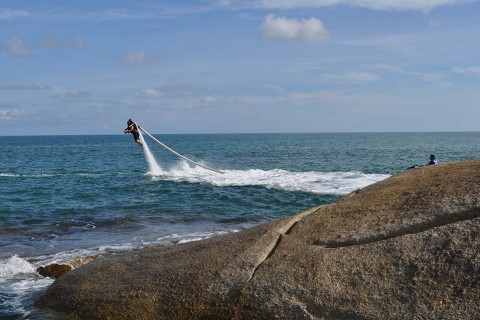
[0,256,36,279]
[137,134,389,195]
[0,256,53,317]
[147,161,389,195]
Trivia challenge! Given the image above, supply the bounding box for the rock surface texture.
[37,160,480,319]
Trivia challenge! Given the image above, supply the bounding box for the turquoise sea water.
[1,132,479,318]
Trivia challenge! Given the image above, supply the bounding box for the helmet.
[127,119,133,125]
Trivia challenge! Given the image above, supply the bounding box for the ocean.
[1,132,479,319]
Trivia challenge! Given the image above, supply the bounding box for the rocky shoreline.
[37,160,480,319]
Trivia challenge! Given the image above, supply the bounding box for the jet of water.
[138,130,163,175]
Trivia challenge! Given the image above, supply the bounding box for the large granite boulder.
[37,160,480,319]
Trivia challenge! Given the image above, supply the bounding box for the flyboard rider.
[124,119,143,146]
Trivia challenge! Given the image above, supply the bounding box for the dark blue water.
[1,132,479,318]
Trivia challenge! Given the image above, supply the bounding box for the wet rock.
[37,255,100,279]
[69,255,99,268]
[37,264,72,279]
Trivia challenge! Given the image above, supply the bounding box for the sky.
[1,0,480,135]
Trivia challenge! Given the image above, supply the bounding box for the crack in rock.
[233,206,321,318]
[246,206,321,285]
[313,208,480,248]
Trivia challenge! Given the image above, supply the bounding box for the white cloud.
[261,14,329,41]
[0,9,30,20]
[122,51,153,66]
[257,0,476,11]
[320,72,380,83]
[370,64,442,82]
[200,96,227,106]
[135,88,165,98]
[0,108,27,120]
[4,38,32,57]
[452,66,480,74]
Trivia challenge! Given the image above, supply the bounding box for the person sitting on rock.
[427,154,437,165]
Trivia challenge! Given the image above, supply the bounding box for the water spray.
[137,124,224,174]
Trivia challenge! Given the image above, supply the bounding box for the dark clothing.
[124,123,140,142]
[132,130,139,142]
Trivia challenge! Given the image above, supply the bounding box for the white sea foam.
[0,255,36,279]
[0,173,20,177]
[30,248,101,267]
[141,132,391,194]
[148,161,389,195]
[0,256,54,316]
[156,230,235,244]
[98,243,137,253]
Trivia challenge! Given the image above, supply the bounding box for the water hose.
[138,125,224,174]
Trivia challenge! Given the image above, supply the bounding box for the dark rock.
[37,256,100,279]
[37,264,72,279]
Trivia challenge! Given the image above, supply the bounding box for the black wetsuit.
[124,124,140,141]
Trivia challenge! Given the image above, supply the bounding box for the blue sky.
[1,0,480,135]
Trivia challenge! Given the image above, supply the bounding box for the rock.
[37,160,480,319]
[68,255,100,268]
[37,255,100,279]
[37,264,72,279]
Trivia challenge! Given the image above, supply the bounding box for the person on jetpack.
[124,119,143,146]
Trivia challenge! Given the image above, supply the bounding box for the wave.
[0,255,53,317]
[0,173,21,177]
[0,172,115,179]
[147,161,390,195]
[0,173,62,179]
[0,255,36,278]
